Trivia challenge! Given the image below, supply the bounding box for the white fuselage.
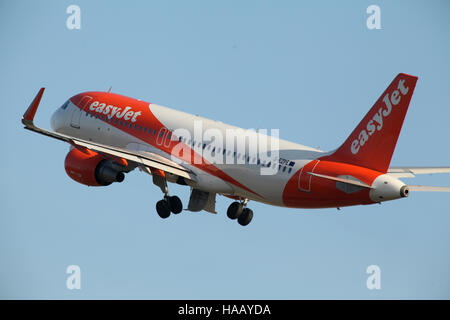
[52,100,325,206]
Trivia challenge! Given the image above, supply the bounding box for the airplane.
[22,73,450,226]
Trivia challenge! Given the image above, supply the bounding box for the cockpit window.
[61,101,70,110]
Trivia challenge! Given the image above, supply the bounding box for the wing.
[388,167,450,178]
[22,88,196,182]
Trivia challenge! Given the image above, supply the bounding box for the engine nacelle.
[65,148,125,186]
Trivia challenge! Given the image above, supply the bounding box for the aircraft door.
[298,160,320,192]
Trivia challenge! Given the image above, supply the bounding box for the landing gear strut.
[227,199,253,226]
[152,170,183,219]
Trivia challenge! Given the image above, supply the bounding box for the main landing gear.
[151,169,253,225]
[156,196,183,219]
[152,171,183,219]
[227,199,254,226]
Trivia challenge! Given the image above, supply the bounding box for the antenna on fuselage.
[107,86,112,93]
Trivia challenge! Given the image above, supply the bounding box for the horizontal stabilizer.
[388,167,450,178]
[408,185,450,192]
[307,172,373,189]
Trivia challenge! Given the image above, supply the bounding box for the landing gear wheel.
[227,201,243,220]
[168,196,183,214]
[156,199,171,219]
[238,208,253,226]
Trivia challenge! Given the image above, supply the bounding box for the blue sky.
[1,0,450,299]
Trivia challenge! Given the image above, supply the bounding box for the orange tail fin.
[321,73,418,173]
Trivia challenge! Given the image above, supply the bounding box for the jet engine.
[64,147,125,186]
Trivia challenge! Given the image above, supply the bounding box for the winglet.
[22,88,45,126]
